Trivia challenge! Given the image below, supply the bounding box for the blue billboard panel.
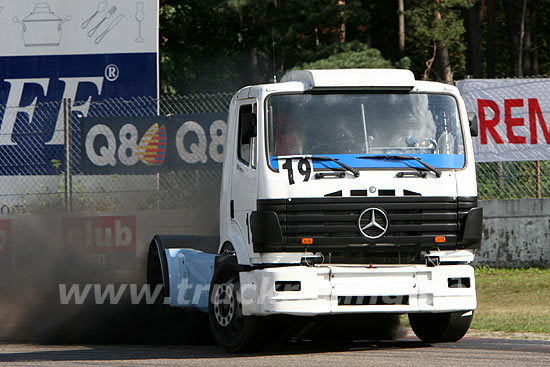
[80,113,228,174]
[0,53,158,175]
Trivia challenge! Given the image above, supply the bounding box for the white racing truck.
[147,69,482,352]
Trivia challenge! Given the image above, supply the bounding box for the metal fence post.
[64,98,72,212]
[536,160,541,199]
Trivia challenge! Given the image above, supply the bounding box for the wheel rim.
[213,282,236,327]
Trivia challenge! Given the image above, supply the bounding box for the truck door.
[230,101,257,255]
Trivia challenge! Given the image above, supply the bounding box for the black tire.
[208,256,266,353]
[147,243,171,317]
[408,311,473,343]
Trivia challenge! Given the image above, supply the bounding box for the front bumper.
[240,264,476,316]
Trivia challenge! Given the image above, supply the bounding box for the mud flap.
[164,248,219,311]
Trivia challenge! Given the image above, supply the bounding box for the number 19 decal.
[282,158,312,185]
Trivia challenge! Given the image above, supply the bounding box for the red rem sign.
[457,79,550,162]
[63,216,136,270]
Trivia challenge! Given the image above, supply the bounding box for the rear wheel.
[208,256,266,352]
[408,311,473,343]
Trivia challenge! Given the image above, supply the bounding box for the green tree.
[158,0,550,93]
[406,0,474,82]
[272,0,370,71]
[159,0,265,93]
[294,42,410,70]
[159,0,377,93]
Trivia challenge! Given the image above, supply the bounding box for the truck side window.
[238,104,255,165]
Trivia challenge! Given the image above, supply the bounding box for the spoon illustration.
[82,1,108,29]
[87,6,116,37]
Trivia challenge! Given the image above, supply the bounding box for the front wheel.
[208,256,266,353]
[408,311,473,343]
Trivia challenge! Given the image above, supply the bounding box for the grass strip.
[472,267,550,334]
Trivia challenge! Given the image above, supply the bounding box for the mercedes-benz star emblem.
[358,208,389,239]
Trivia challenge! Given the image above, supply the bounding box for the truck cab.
[222,69,480,267]
[150,69,482,352]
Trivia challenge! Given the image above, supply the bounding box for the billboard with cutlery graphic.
[0,0,159,175]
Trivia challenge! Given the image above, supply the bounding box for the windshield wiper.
[275,155,360,177]
[357,155,442,178]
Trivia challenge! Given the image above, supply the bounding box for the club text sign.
[63,215,136,269]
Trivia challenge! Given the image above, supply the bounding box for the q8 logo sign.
[81,113,227,174]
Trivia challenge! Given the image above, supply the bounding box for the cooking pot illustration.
[13,2,71,47]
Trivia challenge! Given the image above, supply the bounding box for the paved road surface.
[1,337,549,366]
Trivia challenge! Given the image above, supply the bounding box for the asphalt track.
[1,336,549,366]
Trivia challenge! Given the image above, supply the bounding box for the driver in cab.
[273,112,305,156]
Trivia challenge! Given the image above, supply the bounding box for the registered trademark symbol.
[105,64,119,82]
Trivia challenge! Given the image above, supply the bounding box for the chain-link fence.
[73,93,233,212]
[0,93,233,214]
[0,93,548,215]
[477,161,550,200]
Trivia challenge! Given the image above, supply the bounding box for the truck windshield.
[267,93,465,169]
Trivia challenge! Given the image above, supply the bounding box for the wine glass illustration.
[135,2,145,43]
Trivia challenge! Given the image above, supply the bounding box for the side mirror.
[241,112,257,143]
[468,112,478,137]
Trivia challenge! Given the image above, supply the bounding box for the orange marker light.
[301,238,313,245]
[435,236,447,243]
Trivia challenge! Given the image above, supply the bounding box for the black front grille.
[256,196,477,252]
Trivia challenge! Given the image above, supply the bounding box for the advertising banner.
[63,215,137,270]
[0,0,159,175]
[457,79,550,162]
[80,113,227,174]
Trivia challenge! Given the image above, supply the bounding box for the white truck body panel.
[240,264,476,316]
[280,69,416,89]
